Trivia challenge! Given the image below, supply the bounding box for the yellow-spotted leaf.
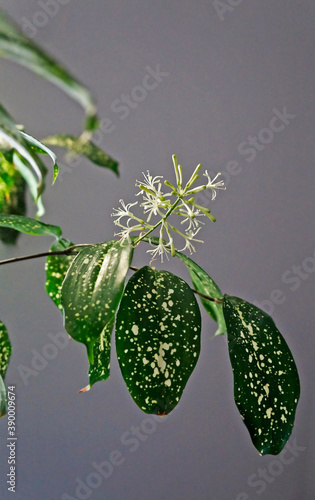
[116,266,201,415]
[45,238,78,311]
[61,240,133,364]
[223,295,300,455]
[88,317,114,390]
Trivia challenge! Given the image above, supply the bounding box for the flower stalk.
[111,155,226,261]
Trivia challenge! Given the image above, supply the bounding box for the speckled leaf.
[43,135,119,176]
[88,316,114,389]
[175,252,226,336]
[116,266,201,415]
[61,240,134,363]
[45,238,78,311]
[0,13,98,132]
[0,321,12,418]
[0,214,62,239]
[223,295,300,455]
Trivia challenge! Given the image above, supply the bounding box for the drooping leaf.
[223,295,300,455]
[12,152,44,217]
[61,240,134,364]
[0,13,98,132]
[43,135,119,176]
[0,104,47,202]
[116,266,201,415]
[0,153,26,244]
[175,251,226,336]
[0,214,62,239]
[20,131,59,183]
[45,238,78,311]
[0,321,12,418]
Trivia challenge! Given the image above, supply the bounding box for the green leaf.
[12,152,44,217]
[45,238,77,311]
[45,239,112,390]
[116,266,201,415]
[20,131,59,183]
[0,13,98,132]
[0,321,12,418]
[0,104,47,203]
[0,214,62,239]
[61,240,134,364]
[88,317,114,390]
[42,135,119,176]
[175,251,226,336]
[223,295,300,455]
[142,235,226,336]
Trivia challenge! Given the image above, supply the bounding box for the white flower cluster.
[111,155,225,261]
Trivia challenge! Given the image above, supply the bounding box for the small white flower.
[203,171,226,200]
[111,199,138,223]
[140,193,171,222]
[179,228,204,254]
[136,170,164,197]
[147,242,171,263]
[178,203,205,232]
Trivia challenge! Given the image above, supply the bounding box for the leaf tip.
[78,385,91,394]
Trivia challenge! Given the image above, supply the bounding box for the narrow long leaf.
[61,240,133,363]
[175,251,226,335]
[43,135,119,176]
[0,214,62,239]
[223,295,300,455]
[20,131,59,183]
[0,13,98,131]
[0,104,47,200]
[116,266,201,415]
[12,152,44,217]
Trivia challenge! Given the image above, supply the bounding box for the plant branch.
[0,247,222,303]
[0,244,92,266]
[193,289,223,304]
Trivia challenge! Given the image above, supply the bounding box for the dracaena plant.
[0,155,300,456]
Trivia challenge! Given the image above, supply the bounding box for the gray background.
[0,1,314,499]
